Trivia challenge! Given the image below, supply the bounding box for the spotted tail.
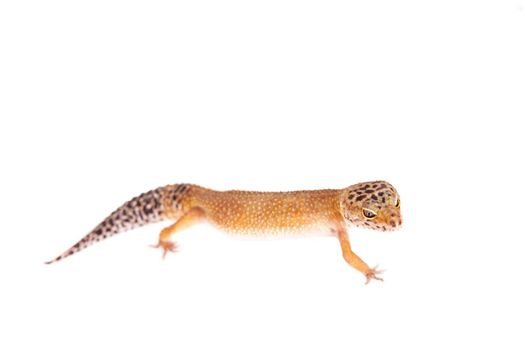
[45,184,191,264]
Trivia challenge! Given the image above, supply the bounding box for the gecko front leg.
[336,228,383,284]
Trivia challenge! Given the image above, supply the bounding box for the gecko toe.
[151,241,178,259]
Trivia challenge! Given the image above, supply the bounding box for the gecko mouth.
[387,222,402,231]
[389,221,400,229]
[380,220,402,232]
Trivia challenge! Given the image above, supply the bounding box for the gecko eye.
[362,208,377,219]
[395,198,400,208]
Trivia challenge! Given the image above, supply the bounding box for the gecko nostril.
[389,220,396,227]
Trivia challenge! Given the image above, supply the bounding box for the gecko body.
[47,181,402,283]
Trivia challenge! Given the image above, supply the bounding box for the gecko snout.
[381,210,402,231]
[389,219,401,229]
[390,214,402,229]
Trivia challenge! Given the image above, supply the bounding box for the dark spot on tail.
[143,196,160,215]
[176,184,189,194]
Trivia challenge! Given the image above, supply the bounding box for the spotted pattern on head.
[46,184,191,264]
[340,181,402,232]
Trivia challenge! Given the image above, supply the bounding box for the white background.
[1,1,524,349]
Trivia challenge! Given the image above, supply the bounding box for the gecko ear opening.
[362,208,377,219]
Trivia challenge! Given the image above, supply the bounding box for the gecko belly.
[208,218,335,237]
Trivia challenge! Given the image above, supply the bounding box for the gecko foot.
[150,240,178,259]
[365,266,384,284]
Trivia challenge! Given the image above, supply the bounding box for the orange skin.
[47,181,402,284]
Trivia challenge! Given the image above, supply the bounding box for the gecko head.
[340,181,402,232]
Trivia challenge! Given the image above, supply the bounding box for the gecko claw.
[150,241,178,259]
[365,266,384,284]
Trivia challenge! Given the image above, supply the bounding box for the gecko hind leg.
[151,207,205,259]
[150,240,178,259]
